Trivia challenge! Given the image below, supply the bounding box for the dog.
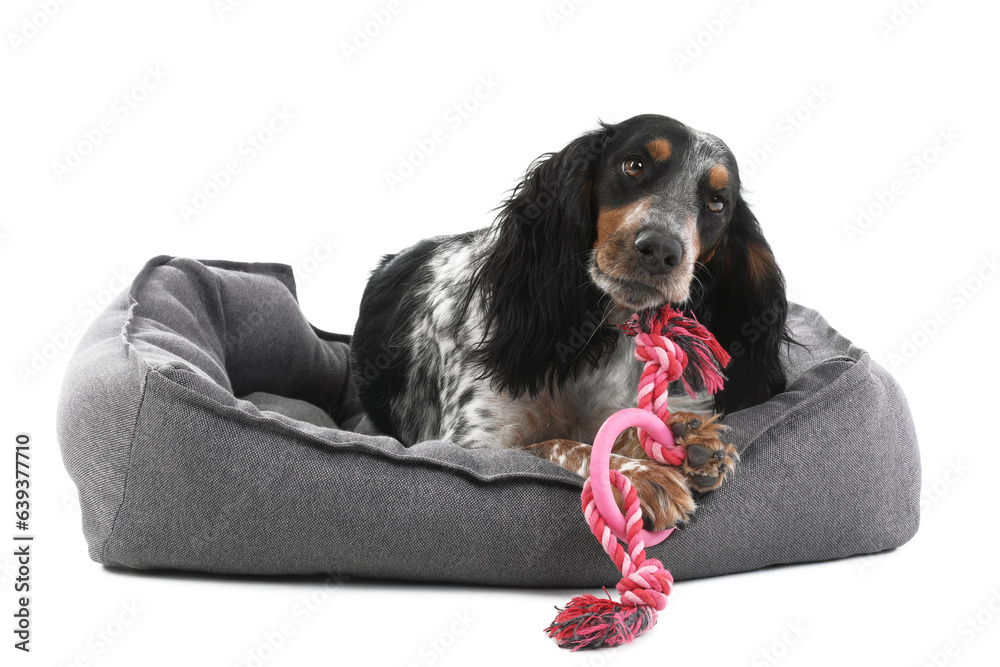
[351,114,789,529]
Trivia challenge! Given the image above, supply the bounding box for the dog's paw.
[668,412,737,493]
[609,454,695,531]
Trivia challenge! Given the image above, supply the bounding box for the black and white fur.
[351,114,789,454]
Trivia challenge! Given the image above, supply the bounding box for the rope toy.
[545,305,731,650]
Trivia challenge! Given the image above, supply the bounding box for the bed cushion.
[57,255,920,585]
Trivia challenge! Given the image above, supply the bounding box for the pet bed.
[57,256,920,586]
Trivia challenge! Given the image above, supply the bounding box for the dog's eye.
[622,157,644,178]
[707,197,725,213]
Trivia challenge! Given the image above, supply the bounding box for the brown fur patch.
[623,463,694,529]
[478,389,605,449]
[525,437,697,529]
[611,427,645,459]
[594,199,652,250]
[647,138,672,162]
[667,411,737,492]
[525,439,593,476]
[708,164,729,190]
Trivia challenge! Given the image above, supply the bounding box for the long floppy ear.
[468,127,618,397]
[690,196,789,413]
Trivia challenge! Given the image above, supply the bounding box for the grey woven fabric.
[57,256,920,586]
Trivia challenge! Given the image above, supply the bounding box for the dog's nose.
[634,231,683,274]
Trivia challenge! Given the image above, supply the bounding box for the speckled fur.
[351,114,790,529]
[389,229,639,449]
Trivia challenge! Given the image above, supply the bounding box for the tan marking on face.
[594,198,652,251]
[647,138,672,162]
[708,164,730,190]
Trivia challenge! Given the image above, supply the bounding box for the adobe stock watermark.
[55,600,143,667]
[672,0,755,73]
[383,75,501,192]
[353,338,402,391]
[725,298,784,359]
[510,508,576,568]
[920,460,969,515]
[750,620,808,667]
[574,647,622,667]
[233,576,347,667]
[178,106,295,223]
[885,254,997,373]
[291,235,340,286]
[51,65,168,183]
[545,0,591,31]
[843,126,958,244]
[339,0,416,63]
[189,466,295,557]
[404,610,476,667]
[16,267,134,385]
[518,132,605,222]
[742,84,834,177]
[919,588,1000,667]
[213,0,249,20]
[877,0,932,40]
[60,487,80,517]
[0,553,19,587]
[7,0,72,54]
[855,459,968,576]
[189,497,243,556]
[852,552,884,577]
[556,307,610,363]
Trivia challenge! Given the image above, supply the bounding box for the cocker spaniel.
[352,114,789,529]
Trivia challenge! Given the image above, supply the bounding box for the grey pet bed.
[57,256,920,586]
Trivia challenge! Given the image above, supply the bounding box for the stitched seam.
[154,365,587,489]
[98,261,158,563]
[151,355,874,493]
[731,355,868,453]
[98,365,152,564]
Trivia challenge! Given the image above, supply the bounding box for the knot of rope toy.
[545,470,673,650]
[545,305,730,651]
[625,306,731,467]
[589,473,673,610]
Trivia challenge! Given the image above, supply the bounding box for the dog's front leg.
[523,439,695,530]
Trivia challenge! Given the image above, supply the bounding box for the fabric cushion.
[57,256,921,586]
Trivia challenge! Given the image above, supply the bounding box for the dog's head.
[587,115,739,310]
[475,114,788,411]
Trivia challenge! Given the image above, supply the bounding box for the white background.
[2,0,999,665]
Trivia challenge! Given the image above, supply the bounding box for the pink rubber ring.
[590,408,676,546]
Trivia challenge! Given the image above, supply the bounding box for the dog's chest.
[566,336,643,438]
[505,337,641,446]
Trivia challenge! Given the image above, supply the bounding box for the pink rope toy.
[545,305,731,650]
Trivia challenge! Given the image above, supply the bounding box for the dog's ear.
[469,126,617,396]
[690,195,789,413]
